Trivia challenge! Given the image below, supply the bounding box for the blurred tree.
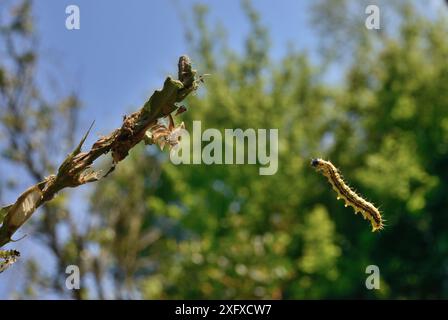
[91,1,343,299]
[0,0,95,299]
[90,0,448,299]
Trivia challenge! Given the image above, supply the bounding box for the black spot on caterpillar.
[311,158,384,232]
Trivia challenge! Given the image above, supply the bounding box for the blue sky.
[33,0,315,134]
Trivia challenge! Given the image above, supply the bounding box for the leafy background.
[0,0,448,299]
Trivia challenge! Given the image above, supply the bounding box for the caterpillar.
[311,158,383,232]
[0,249,20,274]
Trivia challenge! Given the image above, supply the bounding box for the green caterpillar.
[311,158,384,232]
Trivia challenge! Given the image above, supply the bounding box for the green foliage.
[116,2,447,299]
[88,2,448,299]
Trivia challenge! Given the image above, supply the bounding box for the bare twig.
[0,55,201,249]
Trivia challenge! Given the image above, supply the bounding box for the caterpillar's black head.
[311,158,327,172]
[311,158,320,167]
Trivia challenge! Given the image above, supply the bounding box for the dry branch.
[0,55,201,249]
